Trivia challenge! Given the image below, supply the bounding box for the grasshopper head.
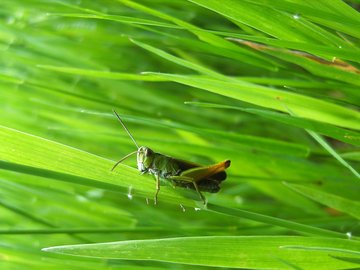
[137,146,154,173]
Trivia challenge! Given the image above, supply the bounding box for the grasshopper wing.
[180,160,230,181]
[174,160,231,193]
[175,159,229,182]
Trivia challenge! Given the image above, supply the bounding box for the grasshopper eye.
[145,148,153,156]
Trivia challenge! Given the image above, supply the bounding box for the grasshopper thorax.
[137,146,154,173]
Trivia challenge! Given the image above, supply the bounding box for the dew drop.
[346,232,352,239]
[76,195,88,202]
[86,189,104,199]
[234,195,243,204]
[293,14,300,20]
[6,16,15,25]
[194,207,201,211]
[15,9,25,20]
[127,186,133,200]
[179,204,186,212]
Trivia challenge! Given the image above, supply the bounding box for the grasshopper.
[111,110,230,205]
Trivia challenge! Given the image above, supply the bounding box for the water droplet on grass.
[127,186,133,200]
[234,195,243,204]
[86,189,104,199]
[76,195,88,202]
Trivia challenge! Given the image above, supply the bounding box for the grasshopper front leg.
[154,173,160,205]
[169,175,206,204]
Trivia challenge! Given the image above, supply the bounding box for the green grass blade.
[1,125,347,239]
[143,73,360,130]
[189,0,348,44]
[306,130,360,179]
[0,125,197,206]
[48,13,181,28]
[285,183,360,219]
[185,101,360,147]
[36,65,167,81]
[42,236,360,269]
[207,204,348,239]
[119,0,275,70]
[278,101,360,179]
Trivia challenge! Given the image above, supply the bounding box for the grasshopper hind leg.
[169,175,206,205]
[191,181,206,205]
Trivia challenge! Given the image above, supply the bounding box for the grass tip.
[41,247,51,252]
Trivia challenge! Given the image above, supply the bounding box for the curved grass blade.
[207,204,349,239]
[185,101,360,147]
[189,0,350,45]
[285,183,360,219]
[0,125,197,206]
[0,125,347,238]
[142,72,360,130]
[278,101,360,179]
[42,236,360,269]
[119,0,275,70]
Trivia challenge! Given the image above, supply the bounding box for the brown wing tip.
[224,160,231,169]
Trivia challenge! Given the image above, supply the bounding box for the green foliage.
[0,0,359,269]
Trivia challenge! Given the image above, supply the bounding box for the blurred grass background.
[0,0,359,269]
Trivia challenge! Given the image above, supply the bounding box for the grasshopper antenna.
[111,150,138,171]
[113,110,140,149]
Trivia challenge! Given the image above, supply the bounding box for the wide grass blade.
[43,236,360,269]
